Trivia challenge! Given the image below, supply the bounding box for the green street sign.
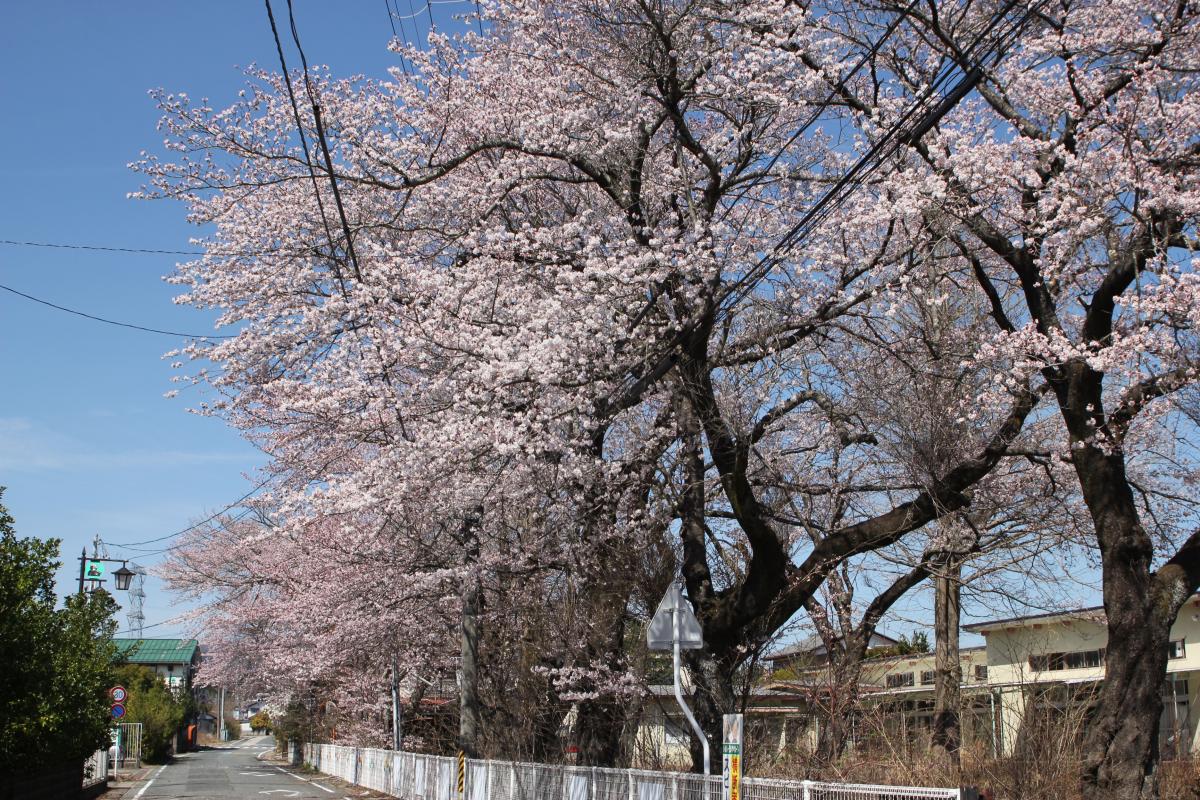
[722,743,741,754]
[84,560,106,579]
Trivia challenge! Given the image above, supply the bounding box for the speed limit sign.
[110,685,127,703]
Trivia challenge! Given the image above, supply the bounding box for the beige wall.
[974,596,1200,755]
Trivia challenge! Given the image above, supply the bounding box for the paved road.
[131,736,344,799]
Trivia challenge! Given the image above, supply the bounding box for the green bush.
[250,710,272,733]
[0,490,119,772]
[112,664,188,763]
[224,715,242,740]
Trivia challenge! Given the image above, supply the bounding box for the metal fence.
[113,721,144,770]
[303,744,959,800]
[82,749,109,789]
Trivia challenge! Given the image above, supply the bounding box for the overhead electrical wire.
[264,0,352,297]
[104,480,271,549]
[0,281,236,339]
[286,0,366,284]
[610,0,1049,411]
[0,237,315,259]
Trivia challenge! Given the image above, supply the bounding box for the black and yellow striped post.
[456,750,466,800]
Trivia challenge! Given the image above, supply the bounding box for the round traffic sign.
[111,703,126,720]
[110,686,127,703]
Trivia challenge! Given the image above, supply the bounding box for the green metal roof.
[114,638,199,665]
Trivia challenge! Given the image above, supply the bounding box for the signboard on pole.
[646,583,703,650]
[84,560,105,580]
[111,703,127,720]
[110,686,127,703]
[722,714,743,800]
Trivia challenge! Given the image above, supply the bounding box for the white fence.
[303,744,960,800]
[82,749,109,789]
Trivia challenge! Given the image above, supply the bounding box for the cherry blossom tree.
[824,0,1200,795]
[140,1,1200,792]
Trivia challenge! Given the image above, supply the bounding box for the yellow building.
[964,595,1200,758]
[631,596,1200,764]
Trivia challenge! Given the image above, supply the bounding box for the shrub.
[111,664,187,763]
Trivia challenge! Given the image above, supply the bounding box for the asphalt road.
[131,736,344,799]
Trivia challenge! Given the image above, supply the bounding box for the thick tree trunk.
[575,697,626,766]
[1072,448,1200,799]
[930,557,961,767]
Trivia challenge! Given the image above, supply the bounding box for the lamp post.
[77,549,135,595]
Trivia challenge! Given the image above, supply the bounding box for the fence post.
[671,774,679,800]
[800,779,810,800]
[628,769,635,800]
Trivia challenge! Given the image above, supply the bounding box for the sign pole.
[673,596,710,774]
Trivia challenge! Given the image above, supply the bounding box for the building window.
[1167,640,1186,660]
[974,665,988,682]
[920,670,935,685]
[1030,648,1105,672]
[886,672,915,689]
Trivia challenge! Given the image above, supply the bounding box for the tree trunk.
[575,697,626,766]
[930,557,961,768]
[1072,447,1200,799]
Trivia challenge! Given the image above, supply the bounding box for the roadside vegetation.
[0,488,119,774]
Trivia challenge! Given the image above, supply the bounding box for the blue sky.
[0,0,471,637]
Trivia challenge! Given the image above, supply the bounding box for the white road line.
[273,765,336,793]
[133,764,169,799]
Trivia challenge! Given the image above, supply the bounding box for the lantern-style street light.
[77,549,135,596]
[113,564,135,592]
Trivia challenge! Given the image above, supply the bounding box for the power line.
[0,237,314,259]
[286,0,365,284]
[0,281,236,339]
[609,0,1047,415]
[264,0,352,296]
[104,482,270,549]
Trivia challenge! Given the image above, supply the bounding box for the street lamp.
[77,549,135,596]
[113,565,135,592]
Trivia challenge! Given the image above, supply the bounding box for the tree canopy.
[0,488,119,773]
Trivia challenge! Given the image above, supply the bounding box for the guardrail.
[303,744,960,800]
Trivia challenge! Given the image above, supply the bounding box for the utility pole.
[456,509,482,758]
[391,654,402,751]
[218,687,226,742]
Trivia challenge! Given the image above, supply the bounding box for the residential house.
[632,595,1200,765]
[963,594,1200,758]
[114,638,201,696]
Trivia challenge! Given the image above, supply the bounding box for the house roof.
[768,631,901,660]
[962,606,1107,633]
[115,638,200,665]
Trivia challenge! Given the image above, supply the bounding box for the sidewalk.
[95,764,157,800]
